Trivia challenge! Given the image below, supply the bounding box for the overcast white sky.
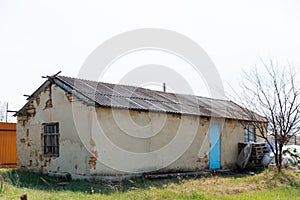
[1,0,300,121]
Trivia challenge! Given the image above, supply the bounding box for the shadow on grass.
[0,169,186,195]
[1,169,298,196]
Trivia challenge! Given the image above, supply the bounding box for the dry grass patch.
[1,169,300,199]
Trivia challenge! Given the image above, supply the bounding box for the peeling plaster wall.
[17,84,249,178]
[90,108,246,175]
[221,119,244,169]
[17,84,90,177]
[90,108,211,175]
[221,119,266,169]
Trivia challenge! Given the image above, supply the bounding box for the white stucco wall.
[17,84,90,177]
[17,83,250,178]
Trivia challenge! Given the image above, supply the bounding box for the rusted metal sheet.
[0,122,17,168]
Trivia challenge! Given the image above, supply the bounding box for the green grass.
[1,169,300,199]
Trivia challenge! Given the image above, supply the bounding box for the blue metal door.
[209,123,221,169]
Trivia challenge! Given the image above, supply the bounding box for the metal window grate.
[42,123,59,157]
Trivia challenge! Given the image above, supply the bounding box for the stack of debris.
[238,142,269,169]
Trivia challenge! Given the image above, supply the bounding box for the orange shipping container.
[0,122,17,168]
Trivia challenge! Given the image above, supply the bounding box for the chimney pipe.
[163,83,166,92]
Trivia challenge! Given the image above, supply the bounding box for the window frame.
[42,122,60,157]
[244,125,255,142]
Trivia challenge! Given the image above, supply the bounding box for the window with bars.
[42,123,60,157]
[244,125,255,142]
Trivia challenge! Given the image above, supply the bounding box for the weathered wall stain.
[44,99,52,109]
[196,153,208,168]
[36,96,40,106]
[16,82,253,178]
[17,84,90,177]
[88,156,97,170]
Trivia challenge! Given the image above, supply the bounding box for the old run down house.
[16,74,265,179]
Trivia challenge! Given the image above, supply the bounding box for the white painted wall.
[17,83,249,178]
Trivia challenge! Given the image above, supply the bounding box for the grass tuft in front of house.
[1,169,300,199]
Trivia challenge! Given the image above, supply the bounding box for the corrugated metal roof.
[52,76,263,121]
